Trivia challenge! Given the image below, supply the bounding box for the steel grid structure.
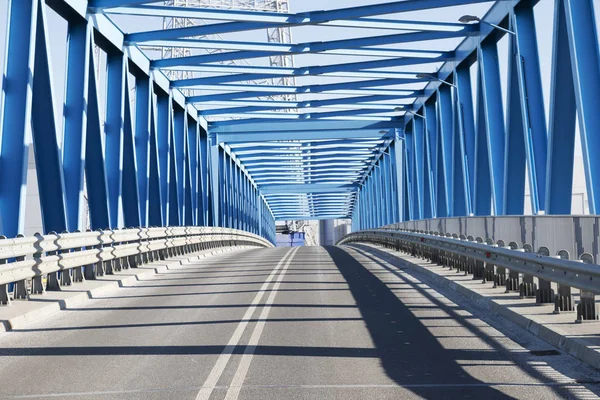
[0,0,599,239]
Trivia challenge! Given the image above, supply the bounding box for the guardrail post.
[519,247,537,298]
[13,234,28,299]
[482,241,496,283]
[0,258,10,305]
[71,231,85,282]
[576,254,598,322]
[31,234,45,294]
[505,246,521,292]
[45,232,62,291]
[534,248,554,304]
[551,250,573,312]
[59,231,73,286]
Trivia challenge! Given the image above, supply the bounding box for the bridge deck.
[0,247,598,399]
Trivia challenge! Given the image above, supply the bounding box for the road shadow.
[336,244,600,398]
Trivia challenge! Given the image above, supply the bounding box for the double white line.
[195,247,299,400]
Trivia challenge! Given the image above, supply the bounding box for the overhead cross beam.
[94,0,496,38]
[147,30,468,66]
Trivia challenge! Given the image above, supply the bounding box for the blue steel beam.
[175,71,427,86]
[437,85,453,217]
[512,4,547,215]
[106,5,467,31]
[147,94,163,226]
[157,55,455,83]
[62,19,90,232]
[191,94,418,108]
[455,65,475,216]
[211,119,400,132]
[473,69,492,216]
[504,29,527,215]
[114,0,497,40]
[121,70,141,227]
[140,38,451,59]
[134,75,151,226]
[207,112,395,121]
[31,0,68,234]
[176,78,428,94]
[479,37,506,216]
[156,93,171,224]
[0,0,37,237]
[84,31,111,230]
[409,0,526,113]
[198,103,404,116]
[423,99,437,218]
[149,31,466,66]
[260,184,357,194]
[562,0,600,214]
[545,0,576,214]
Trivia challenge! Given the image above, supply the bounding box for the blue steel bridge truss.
[0,0,599,243]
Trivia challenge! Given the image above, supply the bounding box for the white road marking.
[194,248,296,400]
[224,247,299,400]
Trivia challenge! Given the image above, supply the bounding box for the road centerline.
[224,246,300,400]
[194,248,296,400]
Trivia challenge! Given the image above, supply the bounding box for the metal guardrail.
[0,227,272,305]
[339,229,600,322]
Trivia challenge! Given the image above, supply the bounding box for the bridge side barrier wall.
[379,216,600,262]
[338,227,600,322]
[0,227,272,305]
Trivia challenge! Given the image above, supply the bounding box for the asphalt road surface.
[0,245,599,399]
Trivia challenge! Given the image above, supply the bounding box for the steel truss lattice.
[1,0,599,239]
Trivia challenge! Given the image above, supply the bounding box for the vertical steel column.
[0,0,38,237]
[219,146,227,227]
[62,20,90,232]
[413,116,425,220]
[156,92,171,224]
[392,131,405,223]
[134,75,151,226]
[455,66,475,216]
[167,109,179,226]
[424,99,437,218]
[208,134,220,226]
[30,0,68,234]
[147,94,162,226]
[200,129,210,225]
[121,71,141,227]
[563,0,600,214]
[473,71,492,216]
[172,106,185,219]
[504,30,527,215]
[187,118,198,225]
[479,38,506,215]
[513,4,548,214]
[104,52,126,228]
[404,122,415,220]
[545,0,576,214]
[182,119,193,227]
[438,85,454,217]
[452,74,468,217]
[84,34,110,230]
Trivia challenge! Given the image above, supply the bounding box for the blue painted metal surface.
[0,0,598,242]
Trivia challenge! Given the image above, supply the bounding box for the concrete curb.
[350,243,600,370]
[0,246,249,334]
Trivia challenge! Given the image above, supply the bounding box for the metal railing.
[0,227,272,305]
[339,229,600,322]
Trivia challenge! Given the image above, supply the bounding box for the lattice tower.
[162,0,296,102]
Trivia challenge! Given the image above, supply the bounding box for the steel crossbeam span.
[1,0,600,238]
